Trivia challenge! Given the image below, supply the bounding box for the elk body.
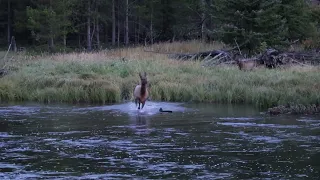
[236,58,258,71]
[133,72,149,110]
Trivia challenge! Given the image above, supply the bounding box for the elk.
[235,58,258,71]
[133,72,149,110]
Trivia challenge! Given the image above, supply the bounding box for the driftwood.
[182,48,320,68]
[144,46,320,69]
[258,49,320,68]
[144,48,234,62]
[167,50,231,60]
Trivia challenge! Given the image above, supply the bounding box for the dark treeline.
[1,0,320,54]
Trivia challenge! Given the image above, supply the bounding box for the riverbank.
[0,41,320,109]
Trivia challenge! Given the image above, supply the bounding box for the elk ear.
[144,72,147,77]
[139,72,142,78]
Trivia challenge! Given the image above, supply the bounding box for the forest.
[1,0,320,54]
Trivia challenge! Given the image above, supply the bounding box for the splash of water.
[73,101,187,116]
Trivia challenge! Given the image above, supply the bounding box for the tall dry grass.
[0,40,319,108]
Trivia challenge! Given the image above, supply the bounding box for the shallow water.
[0,101,319,179]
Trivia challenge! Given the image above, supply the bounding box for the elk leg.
[135,98,138,107]
[141,101,145,109]
[138,100,141,109]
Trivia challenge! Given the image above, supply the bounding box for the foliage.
[0,0,319,53]
[210,0,316,54]
[280,0,317,41]
[26,0,75,50]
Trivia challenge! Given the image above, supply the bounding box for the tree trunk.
[51,37,54,49]
[150,2,154,45]
[200,0,206,42]
[87,0,92,51]
[48,37,54,52]
[48,0,55,52]
[62,0,67,50]
[78,33,81,49]
[125,0,129,45]
[134,16,137,44]
[123,21,126,43]
[137,16,140,44]
[105,23,108,44]
[63,34,67,48]
[96,20,100,49]
[112,0,116,46]
[117,1,120,47]
[11,36,17,52]
[7,0,11,47]
[91,19,96,44]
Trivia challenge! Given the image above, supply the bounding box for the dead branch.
[144,45,320,69]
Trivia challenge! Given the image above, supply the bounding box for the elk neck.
[140,81,147,96]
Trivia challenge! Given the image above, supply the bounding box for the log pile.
[258,48,320,68]
[162,48,320,68]
[167,50,232,61]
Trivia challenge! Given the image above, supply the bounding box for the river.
[0,102,319,179]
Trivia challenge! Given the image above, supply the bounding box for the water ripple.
[0,103,319,179]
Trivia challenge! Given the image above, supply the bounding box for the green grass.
[0,41,320,109]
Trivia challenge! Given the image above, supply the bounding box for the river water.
[0,102,319,179]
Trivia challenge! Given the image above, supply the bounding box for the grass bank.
[0,40,320,109]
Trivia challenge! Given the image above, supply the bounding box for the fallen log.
[258,48,320,68]
[143,48,233,62]
[167,50,231,60]
[144,47,320,68]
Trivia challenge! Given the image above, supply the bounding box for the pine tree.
[26,0,74,51]
[212,0,287,54]
[280,0,316,41]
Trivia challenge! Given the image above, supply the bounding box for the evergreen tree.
[212,0,287,54]
[280,0,316,41]
[171,0,200,40]
[0,0,318,51]
[26,0,74,51]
